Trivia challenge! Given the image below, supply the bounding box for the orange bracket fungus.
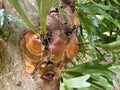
[25,32,45,56]
[20,31,45,74]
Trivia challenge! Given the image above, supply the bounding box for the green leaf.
[91,74,111,90]
[76,0,90,4]
[81,4,120,29]
[77,27,86,53]
[58,7,67,22]
[79,15,95,49]
[98,39,120,53]
[64,61,116,90]
[79,15,103,59]
[112,0,120,5]
[64,74,91,88]
[0,9,5,28]
[8,0,34,30]
[92,2,115,11]
[97,19,116,33]
[8,15,26,25]
[36,0,58,37]
[64,61,116,82]
[78,87,90,90]
[3,14,9,33]
[60,82,66,90]
[0,28,4,35]
[112,80,119,90]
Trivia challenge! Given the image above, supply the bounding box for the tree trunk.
[0,0,59,90]
[1,0,79,90]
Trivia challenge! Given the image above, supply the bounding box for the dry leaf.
[74,16,80,26]
[66,33,79,59]
[48,30,67,62]
[73,11,80,26]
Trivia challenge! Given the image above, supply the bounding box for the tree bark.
[0,0,59,90]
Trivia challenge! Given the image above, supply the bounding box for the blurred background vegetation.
[60,0,120,90]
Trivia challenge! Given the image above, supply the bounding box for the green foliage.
[98,39,120,53]
[60,74,91,90]
[8,0,34,30]
[60,0,120,90]
[8,0,58,37]
[74,0,120,60]
[36,0,58,36]
[0,9,25,39]
[0,9,9,39]
[62,61,116,90]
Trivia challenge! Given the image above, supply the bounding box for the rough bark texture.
[0,0,59,90]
